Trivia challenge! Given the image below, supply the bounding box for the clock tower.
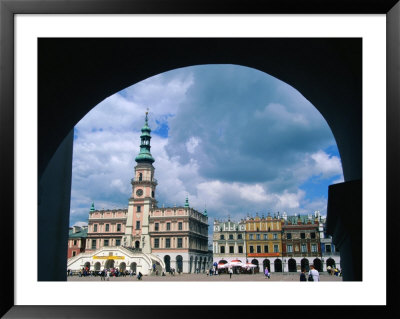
[123,111,157,253]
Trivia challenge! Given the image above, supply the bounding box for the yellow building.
[245,213,283,272]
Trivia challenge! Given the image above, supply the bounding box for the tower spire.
[184,194,190,208]
[135,110,155,164]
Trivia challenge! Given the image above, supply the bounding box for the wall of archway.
[38,38,362,281]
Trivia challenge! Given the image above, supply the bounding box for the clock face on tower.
[136,189,143,197]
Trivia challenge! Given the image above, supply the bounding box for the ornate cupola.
[135,111,155,164]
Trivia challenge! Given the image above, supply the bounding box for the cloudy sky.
[69,64,343,235]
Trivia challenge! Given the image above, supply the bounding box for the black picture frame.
[1,0,398,318]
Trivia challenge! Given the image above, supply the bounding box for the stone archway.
[84,262,90,270]
[104,259,114,269]
[164,255,171,272]
[176,255,183,273]
[94,262,101,271]
[313,258,323,272]
[38,38,362,281]
[189,256,193,273]
[119,262,126,272]
[326,258,336,269]
[301,258,310,272]
[263,259,270,272]
[251,259,259,273]
[274,259,282,272]
[288,258,297,272]
[130,262,137,273]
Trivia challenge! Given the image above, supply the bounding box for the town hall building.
[67,112,211,274]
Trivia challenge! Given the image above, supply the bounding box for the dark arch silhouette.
[301,258,310,272]
[130,262,137,273]
[263,259,270,272]
[288,258,297,272]
[176,255,183,273]
[313,258,323,272]
[104,259,114,269]
[164,255,171,273]
[38,38,362,281]
[119,262,126,272]
[326,258,336,269]
[274,259,282,272]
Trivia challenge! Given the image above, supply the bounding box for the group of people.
[327,265,342,276]
[300,265,320,281]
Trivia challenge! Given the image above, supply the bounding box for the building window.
[238,234,242,240]
[94,224,98,232]
[165,238,171,248]
[249,234,254,240]
[256,234,260,240]
[178,222,183,230]
[167,223,171,230]
[136,221,140,230]
[264,245,269,253]
[287,244,293,253]
[229,234,234,240]
[300,233,306,239]
[73,240,77,246]
[257,246,261,253]
[311,232,316,239]
[155,223,159,231]
[138,173,142,181]
[104,239,109,247]
[137,206,141,212]
[116,239,120,246]
[105,224,110,232]
[72,251,76,257]
[178,238,183,248]
[326,244,332,252]
[263,234,268,240]
[249,246,254,253]
[311,244,317,252]
[91,240,96,249]
[301,244,307,252]
[273,233,278,240]
[220,235,225,240]
[229,246,234,254]
[274,245,279,253]
[287,233,292,239]
[154,238,159,248]
[238,246,243,253]
[220,246,225,254]
[117,224,121,232]
[152,191,154,198]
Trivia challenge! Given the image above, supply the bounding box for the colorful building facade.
[212,219,246,266]
[67,225,88,258]
[245,213,283,272]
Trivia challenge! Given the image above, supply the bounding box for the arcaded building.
[67,112,210,274]
[281,214,322,272]
[212,218,247,265]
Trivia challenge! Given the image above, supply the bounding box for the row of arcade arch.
[218,257,337,272]
[83,261,138,273]
[163,255,213,273]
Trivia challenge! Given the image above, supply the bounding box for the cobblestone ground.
[67,272,342,281]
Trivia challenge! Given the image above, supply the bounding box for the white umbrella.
[217,263,229,269]
[229,260,243,267]
[242,263,257,269]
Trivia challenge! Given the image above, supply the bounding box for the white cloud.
[69,65,344,227]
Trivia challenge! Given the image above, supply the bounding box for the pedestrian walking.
[308,265,320,281]
[300,268,307,281]
[264,267,270,279]
[229,267,233,279]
